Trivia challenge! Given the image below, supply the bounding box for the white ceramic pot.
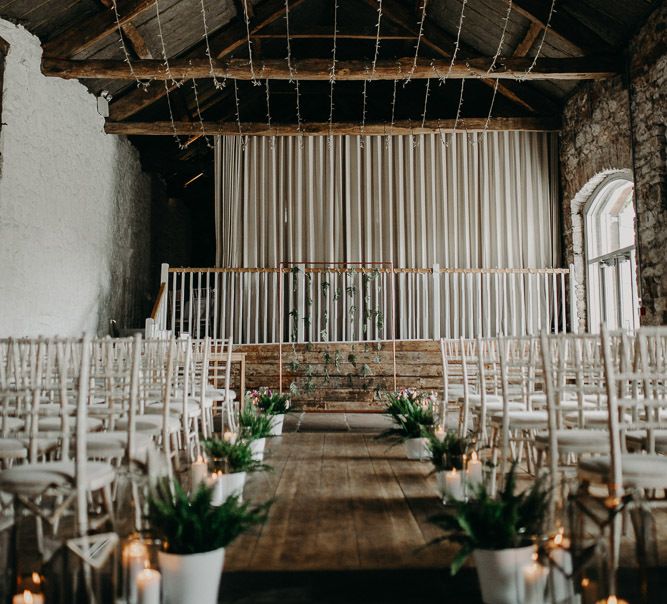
[249,437,266,461]
[268,414,285,436]
[405,437,429,460]
[211,471,247,505]
[473,545,536,604]
[158,547,225,604]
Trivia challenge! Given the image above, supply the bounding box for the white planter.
[249,437,266,462]
[473,546,536,604]
[405,437,429,460]
[211,471,247,505]
[158,548,225,604]
[268,414,285,436]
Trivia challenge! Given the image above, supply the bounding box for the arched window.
[584,172,639,331]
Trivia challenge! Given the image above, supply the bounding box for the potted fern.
[239,405,273,461]
[427,431,470,498]
[430,464,550,604]
[148,479,269,604]
[246,387,291,436]
[381,389,437,459]
[202,438,269,503]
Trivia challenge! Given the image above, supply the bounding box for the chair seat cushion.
[564,410,631,428]
[626,430,667,453]
[1,417,25,433]
[37,417,104,433]
[477,401,526,414]
[86,432,153,461]
[115,415,180,434]
[0,438,28,459]
[466,394,503,405]
[144,402,201,417]
[578,454,667,489]
[491,411,549,428]
[0,460,115,496]
[534,429,610,453]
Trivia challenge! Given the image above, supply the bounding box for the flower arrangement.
[246,387,291,415]
[147,478,270,555]
[430,463,550,574]
[380,389,438,441]
[202,438,270,474]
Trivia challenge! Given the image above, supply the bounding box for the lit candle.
[223,431,237,444]
[465,451,483,491]
[136,568,161,604]
[190,455,208,491]
[595,597,629,604]
[434,426,445,441]
[123,539,149,604]
[444,467,465,501]
[523,559,548,604]
[209,471,224,506]
[550,529,574,602]
[12,591,44,604]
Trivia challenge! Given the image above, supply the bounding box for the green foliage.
[202,438,270,474]
[379,389,437,441]
[239,406,273,440]
[348,353,357,368]
[147,478,270,555]
[246,387,291,415]
[430,463,551,575]
[427,431,470,471]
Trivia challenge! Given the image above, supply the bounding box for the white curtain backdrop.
[213,132,561,341]
[215,132,558,269]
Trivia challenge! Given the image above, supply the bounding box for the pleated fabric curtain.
[214,132,560,341]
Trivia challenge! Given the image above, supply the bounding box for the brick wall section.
[560,3,667,328]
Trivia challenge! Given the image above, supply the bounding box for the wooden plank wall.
[233,340,443,412]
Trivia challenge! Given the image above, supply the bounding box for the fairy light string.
[265,78,275,146]
[233,79,247,150]
[369,0,383,80]
[404,0,428,85]
[155,0,179,86]
[110,0,150,90]
[328,0,339,146]
[191,78,213,148]
[241,0,260,84]
[284,0,303,142]
[199,0,226,89]
[163,80,186,150]
[522,0,557,79]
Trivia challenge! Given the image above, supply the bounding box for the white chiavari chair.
[0,339,28,468]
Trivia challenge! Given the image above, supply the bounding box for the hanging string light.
[110,0,150,90]
[265,78,275,146]
[432,0,467,85]
[284,0,303,143]
[191,78,213,148]
[369,0,383,80]
[163,80,186,150]
[199,0,226,89]
[521,0,556,79]
[233,79,247,150]
[328,0,339,146]
[387,77,398,148]
[488,0,512,75]
[155,0,180,86]
[241,0,260,84]
[452,78,466,132]
[360,78,369,147]
[404,0,428,85]
[420,78,431,130]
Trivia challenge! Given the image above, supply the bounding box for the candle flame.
[31,572,40,585]
[581,578,590,588]
[24,591,33,604]
[451,467,457,475]
[554,532,563,546]
[608,597,618,604]
[471,451,478,462]
[196,455,205,464]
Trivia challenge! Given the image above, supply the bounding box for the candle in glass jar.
[223,431,237,444]
[465,451,483,491]
[550,530,574,602]
[210,471,224,506]
[434,426,445,441]
[190,455,208,491]
[444,467,464,501]
[523,560,547,604]
[136,568,161,604]
[12,591,44,604]
[123,539,149,604]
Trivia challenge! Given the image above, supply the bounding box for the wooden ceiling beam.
[43,0,156,58]
[513,22,542,58]
[98,0,153,59]
[108,0,305,121]
[511,0,612,54]
[104,116,561,136]
[43,56,620,81]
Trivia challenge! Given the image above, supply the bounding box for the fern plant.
[379,389,437,441]
[427,431,470,471]
[246,387,291,415]
[147,478,270,555]
[239,405,273,440]
[430,463,551,575]
[202,438,270,474]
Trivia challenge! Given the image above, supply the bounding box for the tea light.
[12,591,44,604]
[434,426,445,441]
[466,451,483,490]
[223,431,237,444]
[523,559,548,604]
[123,539,149,604]
[444,467,464,501]
[595,597,628,604]
[210,471,224,506]
[550,529,574,602]
[190,455,208,491]
[136,568,161,604]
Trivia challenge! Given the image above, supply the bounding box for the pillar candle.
[523,561,548,604]
[223,431,237,444]
[136,568,161,604]
[465,451,483,491]
[210,471,224,506]
[444,468,464,501]
[550,531,574,602]
[434,426,445,441]
[123,540,149,604]
[12,591,44,604]
[190,455,208,491]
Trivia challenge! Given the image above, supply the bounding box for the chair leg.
[101,485,116,532]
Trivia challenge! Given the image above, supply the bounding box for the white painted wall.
[0,19,153,337]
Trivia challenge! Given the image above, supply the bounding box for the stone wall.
[0,19,157,336]
[560,3,667,328]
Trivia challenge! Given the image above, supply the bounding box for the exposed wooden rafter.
[43,56,619,81]
[99,0,153,59]
[513,22,542,58]
[363,0,556,114]
[511,0,612,54]
[104,116,561,136]
[108,0,306,121]
[43,0,156,58]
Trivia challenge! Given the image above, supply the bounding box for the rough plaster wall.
[0,19,153,337]
[560,3,667,328]
[628,4,667,325]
